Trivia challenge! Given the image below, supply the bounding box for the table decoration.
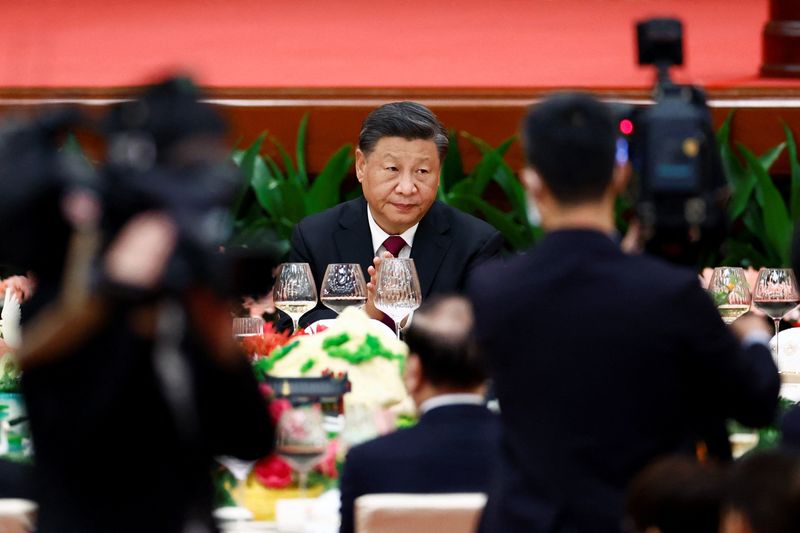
[216,307,412,520]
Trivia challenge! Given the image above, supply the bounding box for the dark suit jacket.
[338,403,500,533]
[21,286,275,533]
[286,197,503,328]
[468,229,781,533]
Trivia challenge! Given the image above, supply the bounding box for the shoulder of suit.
[345,424,420,462]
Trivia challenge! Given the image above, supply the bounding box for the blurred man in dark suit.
[468,92,780,533]
[338,295,499,533]
[287,102,503,329]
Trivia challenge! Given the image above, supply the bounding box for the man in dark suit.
[467,92,780,533]
[287,102,503,329]
[338,295,499,533]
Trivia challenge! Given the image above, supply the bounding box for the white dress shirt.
[418,393,485,415]
[367,205,419,258]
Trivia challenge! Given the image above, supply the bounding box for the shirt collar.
[419,393,485,415]
[366,204,419,255]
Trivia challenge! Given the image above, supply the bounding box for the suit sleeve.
[338,448,363,533]
[676,277,780,428]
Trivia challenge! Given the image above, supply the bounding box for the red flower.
[316,439,339,479]
[269,398,292,424]
[259,383,275,399]
[253,454,293,489]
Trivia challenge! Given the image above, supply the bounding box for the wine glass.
[707,267,752,324]
[232,316,264,338]
[752,267,800,359]
[275,405,329,496]
[273,263,317,332]
[216,456,256,520]
[320,263,367,314]
[374,257,422,339]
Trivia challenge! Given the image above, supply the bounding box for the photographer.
[3,79,275,533]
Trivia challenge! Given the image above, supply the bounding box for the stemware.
[320,263,367,314]
[275,405,329,496]
[707,267,752,324]
[373,257,422,339]
[216,456,256,520]
[232,316,264,338]
[273,263,317,332]
[752,267,800,359]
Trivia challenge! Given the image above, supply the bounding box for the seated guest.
[286,102,503,329]
[626,456,726,533]
[722,450,800,533]
[338,295,499,533]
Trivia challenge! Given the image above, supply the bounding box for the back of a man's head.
[358,101,448,162]
[626,455,725,533]
[522,92,617,204]
[403,295,486,390]
[725,450,800,533]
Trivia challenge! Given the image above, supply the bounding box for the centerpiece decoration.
[216,307,411,519]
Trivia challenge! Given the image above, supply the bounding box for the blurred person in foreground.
[722,449,800,533]
[625,455,726,533]
[467,92,780,533]
[11,79,275,533]
[338,295,499,533]
[286,102,503,330]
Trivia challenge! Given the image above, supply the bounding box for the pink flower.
[259,383,275,399]
[316,439,339,479]
[269,398,292,424]
[254,454,293,489]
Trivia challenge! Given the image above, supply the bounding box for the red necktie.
[382,235,407,258]
[379,236,408,331]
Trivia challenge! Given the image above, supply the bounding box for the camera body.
[621,18,727,264]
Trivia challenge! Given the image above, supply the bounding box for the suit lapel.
[334,197,376,276]
[410,202,452,298]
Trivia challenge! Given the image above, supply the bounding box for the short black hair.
[522,92,617,204]
[725,450,800,533]
[403,295,486,389]
[626,455,725,533]
[358,101,448,161]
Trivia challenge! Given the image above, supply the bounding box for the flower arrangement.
[215,308,412,518]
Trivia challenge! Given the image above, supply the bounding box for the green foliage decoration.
[717,112,800,268]
[438,131,542,250]
[230,114,355,255]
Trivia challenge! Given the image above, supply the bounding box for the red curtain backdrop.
[0,0,791,89]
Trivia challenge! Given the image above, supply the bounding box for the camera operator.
[2,79,275,533]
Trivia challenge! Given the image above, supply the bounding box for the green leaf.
[740,146,793,266]
[440,130,465,195]
[279,180,308,224]
[272,138,298,185]
[250,155,284,219]
[463,132,515,157]
[449,192,533,249]
[721,239,770,269]
[759,142,785,171]
[782,122,800,220]
[718,113,753,219]
[264,154,286,182]
[306,145,354,214]
[295,113,310,188]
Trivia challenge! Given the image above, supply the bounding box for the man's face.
[356,136,440,235]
